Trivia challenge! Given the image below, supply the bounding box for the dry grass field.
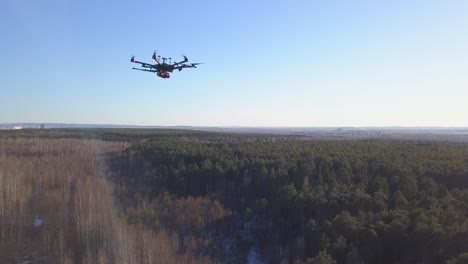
[0,138,211,263]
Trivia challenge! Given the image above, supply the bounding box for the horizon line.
[1,122,468,129]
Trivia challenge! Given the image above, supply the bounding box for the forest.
[1,129,467,263]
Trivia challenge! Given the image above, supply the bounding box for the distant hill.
[1,123,467,138]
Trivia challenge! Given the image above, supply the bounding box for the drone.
[130,51,202,79]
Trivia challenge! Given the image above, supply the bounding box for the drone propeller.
[130,55,135,62]
[189,63,203,68]
[152,51,160,62]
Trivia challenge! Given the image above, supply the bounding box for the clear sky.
[1,0,467,127]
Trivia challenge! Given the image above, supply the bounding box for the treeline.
[0,128,284,142]
[113,138,468,263]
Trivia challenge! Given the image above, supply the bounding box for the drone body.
[130,51,201,79]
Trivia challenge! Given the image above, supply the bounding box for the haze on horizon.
[1,1,467,127]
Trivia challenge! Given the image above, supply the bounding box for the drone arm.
[172,55,189,66]
[132,68,156,73]
[131,59,155,68]
[173,63,202,71]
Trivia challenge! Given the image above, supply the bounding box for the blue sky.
[1,0,467,126]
